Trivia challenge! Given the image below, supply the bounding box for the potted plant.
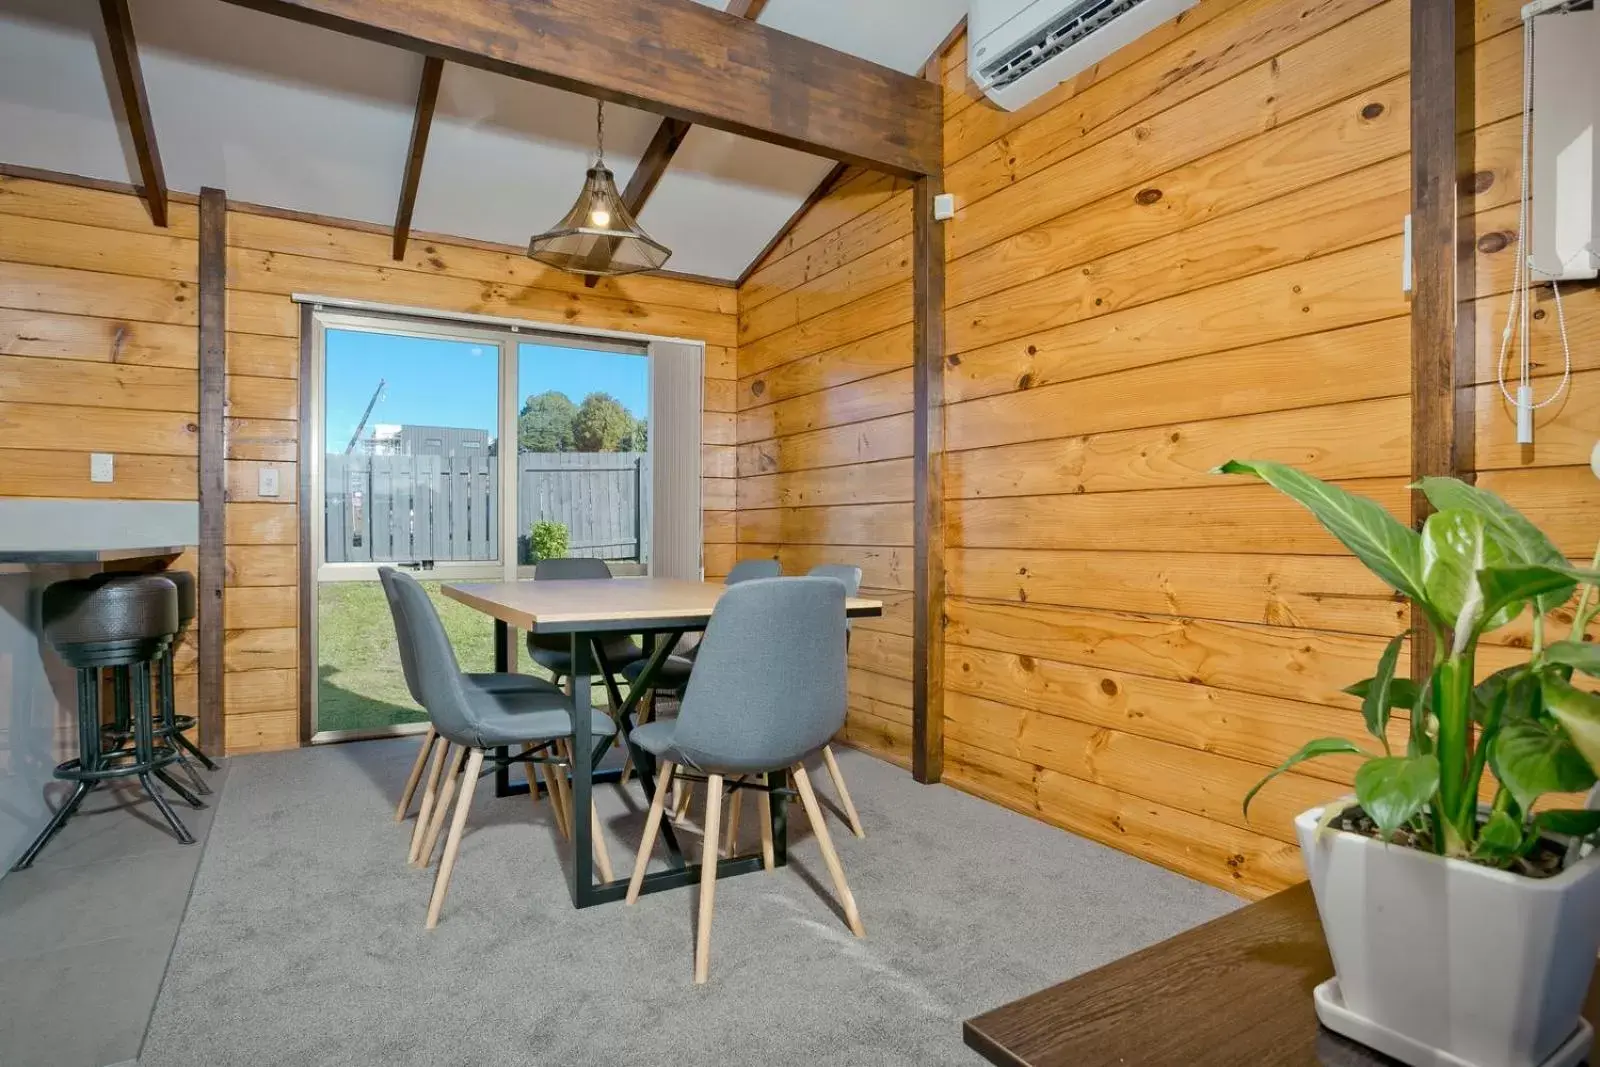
[1220,460,1600,1067]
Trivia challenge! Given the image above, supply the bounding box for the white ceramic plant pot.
[1296,804,1600,1067]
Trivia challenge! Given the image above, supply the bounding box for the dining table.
[440,575,883,909]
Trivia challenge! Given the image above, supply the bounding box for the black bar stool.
[153,570,217,792]
[12,574,204,871]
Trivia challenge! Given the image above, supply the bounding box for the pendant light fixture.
[527,101,671,277]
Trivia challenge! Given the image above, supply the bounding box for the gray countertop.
[0,546,186,565]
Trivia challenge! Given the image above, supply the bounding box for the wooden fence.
[324,452,647,564]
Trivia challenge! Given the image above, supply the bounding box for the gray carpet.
[139,741,1239,1066]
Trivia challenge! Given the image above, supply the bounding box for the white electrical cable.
[1496,11,1575,443]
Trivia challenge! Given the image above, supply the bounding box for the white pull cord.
[1496,13,1574,445]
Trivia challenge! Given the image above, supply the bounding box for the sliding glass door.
[306,308,664,741]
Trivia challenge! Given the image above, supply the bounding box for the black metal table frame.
[489,617,790,909]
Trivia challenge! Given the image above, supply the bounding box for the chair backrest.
[808,563,863,633]
[377,567,426,709]
[385,568,477,741]
[674,577,846,771]
[530,557,613,651]
[724,558,781,585]
[534,557,613,580]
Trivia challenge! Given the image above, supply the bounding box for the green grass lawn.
[315,579,607,735]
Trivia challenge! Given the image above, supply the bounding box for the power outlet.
[90,453,114,483]
[258,466,280,497]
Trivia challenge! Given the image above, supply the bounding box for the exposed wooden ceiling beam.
[98,0,168,227]
[393,55,444,261]
[212,0,940,177]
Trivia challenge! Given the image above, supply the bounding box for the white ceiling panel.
[410,65,661,252]
[0,0,135,184]
[637,127,834,280]
[131,0,420,226]
[761,0,967,73]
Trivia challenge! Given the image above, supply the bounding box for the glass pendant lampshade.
[528,102,671,277]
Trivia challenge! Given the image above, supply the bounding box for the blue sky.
[324,331,648,448]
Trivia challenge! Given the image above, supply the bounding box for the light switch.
[90,453,114,483]
[258,466,280,497]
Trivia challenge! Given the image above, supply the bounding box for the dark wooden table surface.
[964,881,1600,1066]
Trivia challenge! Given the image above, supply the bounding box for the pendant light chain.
[595,101,605,165]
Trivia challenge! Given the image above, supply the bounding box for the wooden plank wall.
[735,170,918,765]
[0,172,737,756]
[0,174,201,724]
[931,0,1531,898]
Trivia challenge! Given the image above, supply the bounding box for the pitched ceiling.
[0,0,964,281]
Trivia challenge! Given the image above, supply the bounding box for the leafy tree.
[518,391,576,453]
[571,392,634,452]
[621,417,648,452]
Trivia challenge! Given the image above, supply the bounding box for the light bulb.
[589,208,611,228]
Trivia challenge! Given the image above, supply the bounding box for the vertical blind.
[648,340,704,580]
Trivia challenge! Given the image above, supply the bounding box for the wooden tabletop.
[441,577,883,633]
[964,881,1600,1066]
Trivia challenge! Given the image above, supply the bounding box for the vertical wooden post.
[198,188,227,756]
[1409,0,1476,683]
[297,303,315,743]
[912,168,946,783]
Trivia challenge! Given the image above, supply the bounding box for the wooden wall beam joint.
[97,0,169,228]
[198,187,228,756]
[912,171,946,783]
[393,55,445,262]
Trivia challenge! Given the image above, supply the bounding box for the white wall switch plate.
[932,193,956,221]
[90,453,114,483]
[258,466,280,497]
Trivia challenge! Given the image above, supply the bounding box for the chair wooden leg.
[757,773,775,872]
[695,772,724,985]
[792,764,865,938]
[627,761,675,904]
[408,739,451,864]
[418,745,467,868]
[426,748,484,929]
[821,745,865,838]
[590,800,615,884]
[722,779,743,857]
[396,726,436,822]
[672,778,691,823]
[545,743,573,840]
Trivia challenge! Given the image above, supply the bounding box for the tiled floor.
[0,763,228,1067]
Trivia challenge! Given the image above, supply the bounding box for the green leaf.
[1422,510,1517,638]
[1535,809,1600,837]
[1354,634,1404,752]
[1243,738,1368,817]
[1473,665,1535,726]
[1478,565,1585,626]
[1344,676,1420,710]
[1473,809,1526,859]
[1217,460,1427,607]
[1542,675,1600,775]
[1545,640,1600,679]
[1355,755,1440,838]
[1415,477,1571,613]
[1490,717,1598,812]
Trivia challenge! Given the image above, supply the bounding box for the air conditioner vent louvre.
[978,0,1143,89]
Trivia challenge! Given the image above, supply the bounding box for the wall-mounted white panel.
[0,0,134,183]
[1532,7,1599,281]
[132,0,418,225]
[761,0,967,73]
[639,127,834,280]
[411,65,661,251]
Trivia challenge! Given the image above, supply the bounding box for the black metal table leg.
[568,631,596,906]
[493,618,517,798]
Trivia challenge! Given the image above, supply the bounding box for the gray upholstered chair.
[525,557,646,690]
[624,576,863,983]
[386,569,619,928]
[618,557,781,695]
[378,567,559,834]
[804,563,867,839]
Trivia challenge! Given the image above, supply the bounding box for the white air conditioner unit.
[968,0,1199,111]
[1529,2,1598,281]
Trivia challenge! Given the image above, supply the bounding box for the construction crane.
[343,378,386,454]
